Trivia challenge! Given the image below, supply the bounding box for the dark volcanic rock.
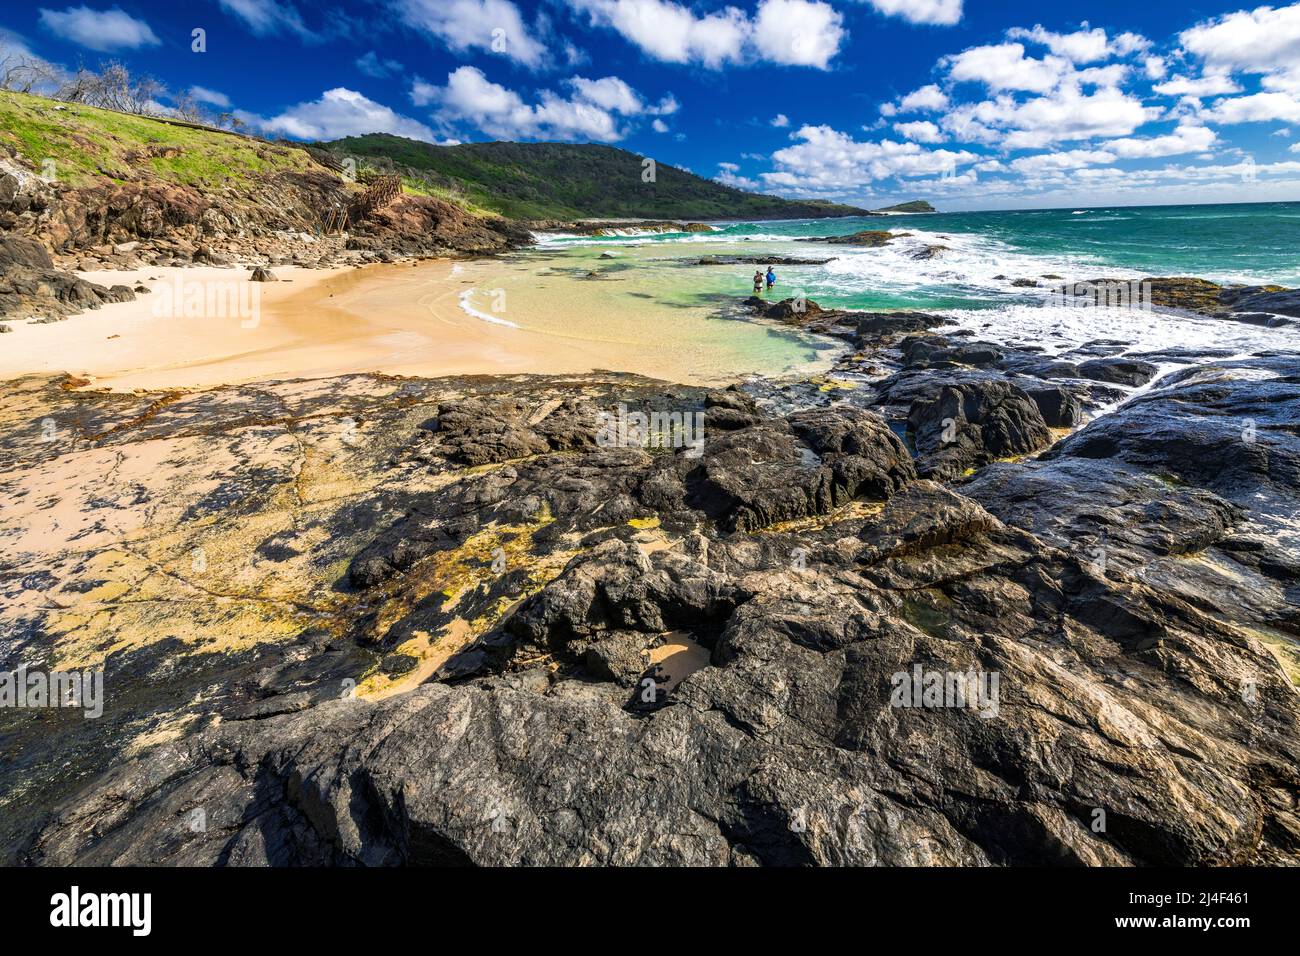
[1024,384,1084,428]
[798,230,903,247]
[966,355,1300,635]
[22,467,1300,867]
[7,360,1300,869]
[1063,276,1300,328]
[0,263,136,321]
[696,254,833,266]
[1048,360,1300,530]
[704,388,764,430]
[747,296,823,322]
[686,406,916,532]
[902,336,1003,369]
[1222,286,1300,322]
[0,235,54,269]
[1076,358,1159,387]
[856,312,948,342]
[506,540,743,660]
[429,396,601,466]
[908,380,1054,480]
[911,244,948,260]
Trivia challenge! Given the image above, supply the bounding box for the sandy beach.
[0,261,583,391]
[0,256,834,391]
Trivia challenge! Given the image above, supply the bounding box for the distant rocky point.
[875,200,937,214]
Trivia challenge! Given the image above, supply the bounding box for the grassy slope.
[322,134,872,221]
[0,93,880,223]
[0,91,320,191]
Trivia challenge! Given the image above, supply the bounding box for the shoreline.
[0,258,839,392]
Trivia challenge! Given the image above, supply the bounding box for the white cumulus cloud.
[761,124,977,194]
[944,43,1071,93]
[397,0,547,68]
[190,86,231,108]
[1103,123,1218,157]
[899,84,950,112]
[566,0,845,69]
[416,66,672,142]
[1203,90,1300,125]
[1008,24,1110,63]
[894,120,945,143]
[1178,4,1300,101]
[753,0,845,67]
[38,5,160,52]
[857,0,963,27]
[218,0,316,40]
[570,75,676,114]
[1009,148,1117,174]
[1153,73,1242,97]
[1179,4,1300,75]
[942,85,1155,149]
[255,88,435,141]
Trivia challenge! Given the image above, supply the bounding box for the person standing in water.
[766,266,777,291]
[753,270,764,294]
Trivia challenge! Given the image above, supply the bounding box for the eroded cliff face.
[3,346,1297,866]
[1,163,529,267]
[0,147,532,322]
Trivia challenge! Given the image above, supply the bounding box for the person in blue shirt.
[766,266,777,291]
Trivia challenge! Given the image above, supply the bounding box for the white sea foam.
[458,289,519,328]
[939,302,1297,358]
[814,229,1116,296]
[782,229,1296,358]
[534,231,795,247]
[527,221,1298,363]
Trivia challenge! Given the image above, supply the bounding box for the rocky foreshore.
[3,279,1298,865]
[0,157,533,323]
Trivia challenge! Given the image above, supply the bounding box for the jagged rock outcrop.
[18,454,1300,867]
[1060,277,1300,328]
[856,312,949,342]
[3,357,1297,867]
[1076,357,1158,387]
[798,230,905,247]
[0,143,531,281]
[965,355,1300,642]
[0,235,52,269]
[0,235,136,319]
[696,254,833,266]
[685,404,916,531]
[902,335,1003,369]
[907,380,1053,480]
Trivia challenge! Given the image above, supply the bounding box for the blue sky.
[4,1,1300,210]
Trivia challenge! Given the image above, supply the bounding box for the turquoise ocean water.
[537,201,1300,312]
[512,201,1300,367]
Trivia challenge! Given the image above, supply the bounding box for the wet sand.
[0,255,835,391]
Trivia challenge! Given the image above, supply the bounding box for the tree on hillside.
[170,89,205,124]
[47,60,251,133]
[56,60,164,116]
[0,37,60,94]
